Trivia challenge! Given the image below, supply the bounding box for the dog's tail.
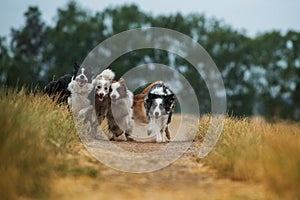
[100,69,115,81]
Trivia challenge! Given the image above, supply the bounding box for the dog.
[67,66,98,136]
[110,78,134,140]
[67,67,93,117]
[92,69,124,140]
[45,62,80,104]
[132,81,162,125]
[144,82,175,142]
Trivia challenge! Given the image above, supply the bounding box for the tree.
[0,37,11,85]
[7,6,47,87]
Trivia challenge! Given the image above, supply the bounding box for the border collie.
[132,81,161,125]
[110,78,134,140]
[92,69,124,140]
[67,67,93,117]
[45,62,80,104]
[144,82,175,142]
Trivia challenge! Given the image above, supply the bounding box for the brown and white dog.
[110,78,134,140]
[132,81,162,125]
[92,69,124,140]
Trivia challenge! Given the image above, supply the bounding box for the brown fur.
[94,93,123,139]
[132,81,162,124]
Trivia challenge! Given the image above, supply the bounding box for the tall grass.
[200,116,300,199]
[1,87,300,199]
[0,87,77,199]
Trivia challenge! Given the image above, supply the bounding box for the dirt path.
[51,141,270,200]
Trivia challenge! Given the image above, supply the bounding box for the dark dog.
[44,62,80,104]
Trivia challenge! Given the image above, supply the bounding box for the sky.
[0,0,299,38]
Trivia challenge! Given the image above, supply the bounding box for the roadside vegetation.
[0,89,299,199]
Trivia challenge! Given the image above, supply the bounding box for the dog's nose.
[154,112,159,116]
[111,94,116,99]
[80,75,84,79]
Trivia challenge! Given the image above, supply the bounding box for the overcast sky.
[0,0,299,38]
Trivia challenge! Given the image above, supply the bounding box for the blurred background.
[0,0,299,120]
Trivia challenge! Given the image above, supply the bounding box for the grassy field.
[0,88,299,200]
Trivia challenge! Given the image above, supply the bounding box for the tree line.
[0,1,299,120]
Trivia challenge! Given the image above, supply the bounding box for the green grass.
[200,115,300,200]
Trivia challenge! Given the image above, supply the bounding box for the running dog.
[110,78,134,140]
[144,82,175,142]
[92,69,124,140]
[67,67,93,117]
[45,62,80,104]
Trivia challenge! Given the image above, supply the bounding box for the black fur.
[44,62,80,104]
[144,83,175,122]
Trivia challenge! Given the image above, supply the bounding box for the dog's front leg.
[160,128,166,142]
[165,126,171,141]
[147,118,155,136]
[107,106,124,141]
[156,129,163,143]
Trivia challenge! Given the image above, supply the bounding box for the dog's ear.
[74,62,80,70]
[73,62,80,80]
[165,94,175,111]
[166,93,175,101]
[119,78,128,89]
[119,78,125,84]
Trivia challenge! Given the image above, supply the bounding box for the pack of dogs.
[45,63,175,143]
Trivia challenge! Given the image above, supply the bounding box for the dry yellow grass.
[0,87,101,199]
[1,87,299,199]
[201,115,300,199]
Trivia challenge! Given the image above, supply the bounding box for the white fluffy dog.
[68,67,93,118]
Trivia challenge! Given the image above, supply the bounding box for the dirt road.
[51,141,269,200]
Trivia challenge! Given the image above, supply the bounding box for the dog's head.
[74,68,88,87]
[92,69,115,102]
[145,83,175,119]
[110,78,128,103]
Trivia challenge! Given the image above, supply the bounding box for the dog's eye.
[104,87,108,91]
[97,85,101,89]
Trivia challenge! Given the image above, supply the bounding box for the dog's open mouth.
[77,79,87,87]
[97,94,104,101]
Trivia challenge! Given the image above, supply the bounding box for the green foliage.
[0,1,299,120]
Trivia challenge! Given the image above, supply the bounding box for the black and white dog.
[144,82,175,142]
[67,67,93,117]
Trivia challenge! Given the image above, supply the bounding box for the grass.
[0,87,299,199]
[0,87,101,199]
[200,115,300,200]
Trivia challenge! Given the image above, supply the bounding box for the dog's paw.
[156,138,162,143]
[114,133,127,141]
[125,133,135,142]
[147,129,153,136]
